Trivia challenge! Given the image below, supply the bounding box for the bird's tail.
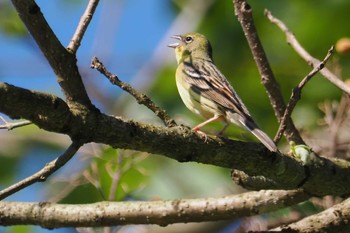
[249,127,278,152]
[226,112,278,152]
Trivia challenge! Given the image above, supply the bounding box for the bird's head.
[168,32,213,64]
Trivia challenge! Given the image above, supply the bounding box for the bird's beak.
[168,35,182,48]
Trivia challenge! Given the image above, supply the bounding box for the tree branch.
[265,10,350,96]
[0,142,81,200]
[268,196,350,233]
[91,57,177,127]
[233,0,304,145]
[2,82,350,196]
[0,190,308,227]
[274,46,334,143]
[3,0,350,202]
[0,116,32,130]
[5,1,350,230]
[10,0,94,109]
[0,83,73,133]
[67,0,100,53]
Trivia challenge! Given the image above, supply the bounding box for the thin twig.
[0,116,32,130]
[67,0,100,53]
[233,0,304,145]
[265,10,350,96]
[274,47,334,143]
[91,56,177,127]
[107,150,123,201]
[0,141,81,200]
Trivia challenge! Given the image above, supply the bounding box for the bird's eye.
[185,36,193,43]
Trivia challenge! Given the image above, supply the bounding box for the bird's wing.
[182,59,251,117]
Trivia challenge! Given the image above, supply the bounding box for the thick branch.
[0,83,72,133]
[234,0,304,145]
[10,0,93,108]
[2,82,350,196]
[0,190,308,227]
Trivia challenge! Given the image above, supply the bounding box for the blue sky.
[0,0,174,94]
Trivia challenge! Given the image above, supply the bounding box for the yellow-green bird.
[168,32,277,152]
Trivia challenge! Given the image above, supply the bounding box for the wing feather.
[182,59,251,118]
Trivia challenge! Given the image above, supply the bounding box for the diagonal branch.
[274,46,334,143]
[10,0,93,108]
[233,0,304,145]
[269,196,350,232]
[91,57,177,127]
[265,10,350,96]
[0,141,82,200]
[67,0,100,53]
[0,189,308,227]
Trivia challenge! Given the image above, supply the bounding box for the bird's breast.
[175,68,223,120]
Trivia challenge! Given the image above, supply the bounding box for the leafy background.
[1,0,350,232]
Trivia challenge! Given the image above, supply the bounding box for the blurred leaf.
[58,148,151,203]
[59,183,102,204]
[0,3,27,37]
[6,225,32,233]
[0,156,19,185]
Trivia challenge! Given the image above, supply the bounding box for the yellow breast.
[175,66,222,120]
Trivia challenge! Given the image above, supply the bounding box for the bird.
[168,32,277,152]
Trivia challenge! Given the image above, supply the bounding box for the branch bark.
[0,116,32,130]
[67,0,100,53]
[274,46,334,143]
[233,0,304,145]
[0,190,308,227]
[91,57,177,127]
[2,82,350,197]
[11,0,94,109]
[0,83,72,133]
[4,0,350,230]
[267,197,350,233]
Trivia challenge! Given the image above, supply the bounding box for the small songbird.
[168,32,277,152]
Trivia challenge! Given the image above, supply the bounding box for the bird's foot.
[192,128,208,142]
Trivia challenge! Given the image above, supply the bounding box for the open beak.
[168,35,182,48]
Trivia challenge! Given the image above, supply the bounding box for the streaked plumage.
[168,32,277,152]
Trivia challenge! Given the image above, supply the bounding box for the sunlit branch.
[67,0,100,53]
[0,190,308,227]
[0,116,32,130]
[274,46,334,143]
[91,57,177,127]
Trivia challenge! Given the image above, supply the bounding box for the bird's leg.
[217,122,229,137]
[192,115,221,141]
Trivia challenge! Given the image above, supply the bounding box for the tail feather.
[226,112,278,152]
[250,127,278,152]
